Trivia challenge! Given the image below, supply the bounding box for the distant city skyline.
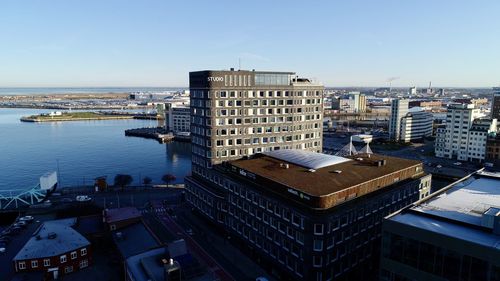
[1,0,499,88]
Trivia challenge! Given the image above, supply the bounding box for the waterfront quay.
[19,111,161,122]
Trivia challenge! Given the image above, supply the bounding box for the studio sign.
[208,77,224,82]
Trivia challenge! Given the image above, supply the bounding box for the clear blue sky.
[1,0,499,88]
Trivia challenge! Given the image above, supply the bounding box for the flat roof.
[105,207,141,224]
[112,222,160,259]
[13,218,90,261]
[230,151,423,209]
[387,171,500,249]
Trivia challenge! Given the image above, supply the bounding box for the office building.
[13,219,92,279]
[188,69,323,172]
[399,110,433,143]
[164,100,191,134]
[380,171,500,281]
[186,149,431,280]
[434,104,481,161]
[388,99,409,141]
[492,87,500,120]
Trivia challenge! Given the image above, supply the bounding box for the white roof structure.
[264,149,351,170]
[389,172,500,249]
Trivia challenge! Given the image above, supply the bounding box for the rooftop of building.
[126,247,212,281]
[387,171,500,249]
[13,218,90,261]
[104,207,141,224]
[229,150,424,209]
[190,69,295,75]
[112,222,160,259]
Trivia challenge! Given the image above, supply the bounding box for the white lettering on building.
[208,77,224,82]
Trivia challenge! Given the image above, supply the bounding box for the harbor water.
[0,108,191,191]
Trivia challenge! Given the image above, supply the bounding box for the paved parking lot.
[0,214,55,281]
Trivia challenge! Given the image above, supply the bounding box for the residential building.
[409,87,417,96]
[186,149,431,280]
[408,100,442,109]
[188,69,323,173]
[467,119,498,163]
[13,219,92,279]
[434,103,481,161]
[492,87,500,120]
[380,171,500,281]
[399,110,433,143]
[164,99,191,134]
[388,99,409,141]
[486,133,500,167]
[336,92,366,113]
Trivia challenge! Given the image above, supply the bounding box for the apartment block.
[434,104,481,161]
[389,99,409,141]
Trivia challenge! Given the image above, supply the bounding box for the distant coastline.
[0,87,186,96]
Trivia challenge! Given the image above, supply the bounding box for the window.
[31,260,38,268]
[43,259,50,267]
[65,266,73,273]
[18,261,26,270]
[313,256,323,267]
[60,255,67,263]
[313,239,323,251]
[314,223,324,235]
[81,248,87,256]
[71,251,77,259]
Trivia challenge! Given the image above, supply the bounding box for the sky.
[0,0,499,88]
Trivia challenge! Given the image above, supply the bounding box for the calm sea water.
[0,108,191,191]
[0,87,185,96]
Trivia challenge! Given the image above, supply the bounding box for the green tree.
[161,174,176,188]
[114,174,133,190]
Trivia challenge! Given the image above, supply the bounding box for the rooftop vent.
[47,232,57,239]
[35,235,41,240]
[280,163,289,169]
[481,207,500,229]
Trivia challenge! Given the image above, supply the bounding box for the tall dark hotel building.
[185,69,431,280]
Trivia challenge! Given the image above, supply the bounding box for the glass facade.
[255,73,291,86]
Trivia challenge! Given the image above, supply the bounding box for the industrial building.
[186,149,431,280]
[380,171,500,281]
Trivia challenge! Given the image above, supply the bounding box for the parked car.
[453,162,462,166]
[436,165,442,169]
[61,198,73,203]
[76,195,92,202]
[0,247,6,254]
[20,215,34,222]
